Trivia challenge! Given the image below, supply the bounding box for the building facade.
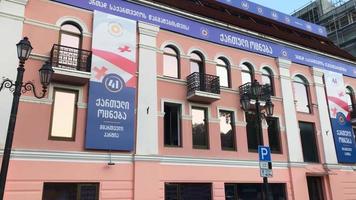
[0,0,355,199]
[292,0,356,56]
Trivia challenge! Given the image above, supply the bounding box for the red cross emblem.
[93,66,108,80]
[118,45,131,53]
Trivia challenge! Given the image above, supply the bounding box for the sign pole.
[263,177,269,200]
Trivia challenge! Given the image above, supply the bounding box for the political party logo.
[108,22,123,37]
[306,24,312,31]
[271,11,278,20]
[257,7,264,14]
[336,112,346,125]
[281,49,288,57]
[284,16,291,24]
[103,73,125,93]
[318,27,324,34]
[200,27,209,38]
[241,1,249,9]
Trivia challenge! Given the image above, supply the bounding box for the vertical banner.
[324,70,356,163]
[85,11,136,151]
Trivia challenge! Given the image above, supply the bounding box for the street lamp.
[0,37,54,199]
[239,79,274,200]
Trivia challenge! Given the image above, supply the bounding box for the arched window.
[346,86,354,111]
[261,67,274,95]
[163,46,179,78]
[241,62,254,84]
[293,75,311,113]
[216,57,230,87]
[190,51,204,74]
[59,22,82,48]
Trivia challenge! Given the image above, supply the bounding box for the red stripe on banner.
[92,49,136,75]
[328,96,351,120]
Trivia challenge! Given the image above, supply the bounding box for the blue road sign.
[258,146,271,162]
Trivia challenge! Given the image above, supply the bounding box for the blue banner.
[85,11,137,151]
[324,70,356,163]
[53,0,356,78]
[216,0,327,37]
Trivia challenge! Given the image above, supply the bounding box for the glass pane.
[217,65,229,87]
[60,33,80,48]
[192,108,208,148]
[164,47,177,55]
[163,54,179,78]
[246,113,262,151]
[51,90,77,138]
[191,60,201,73]
[241,71,252,85]
[61,24,81,34]
[164,103,181,146]
[346,87,353,108]
[191,52,202,61]
[293,82,310,113]
[262,74,271,85]
[220,111,235,150]
[299,122,319,162]
[267,117,281,153]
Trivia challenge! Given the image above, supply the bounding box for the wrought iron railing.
[50,44,92,72]
[239,81,272,101]
[187,72,220,96]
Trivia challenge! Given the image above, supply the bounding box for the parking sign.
[258,146,271,162]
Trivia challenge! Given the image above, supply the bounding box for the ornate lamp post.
[0,37,54,199]
[239,79,274,200]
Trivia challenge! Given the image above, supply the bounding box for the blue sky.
[247,0,314,14]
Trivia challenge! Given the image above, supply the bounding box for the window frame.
[219,109,236,151]
[190,51,205,74]
[163,45,180,79]
[59,22,83,49]
[299,121,320,163]
[49,88,79,141]
[346,86,355,111]
[245,112,263,152]
[216,57,231,88]
[191,106,209,149]
[261,67,275,96]
[293,75,312,114]
[241,62,254,85]
[163,102,182,147]
[42,182,99,200]
[266,117,282,154]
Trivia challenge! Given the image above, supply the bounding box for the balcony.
[351,104,356,125]
[187,72,220,103]
[50,44,92,85]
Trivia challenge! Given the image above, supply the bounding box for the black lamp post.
[239,79,274,200]
[0,37,53,199]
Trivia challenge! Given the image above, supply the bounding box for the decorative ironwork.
[187,72,220,96]
[0,78,15,92]
[239,82,272,102]
[50,44,92,72]
[0,79,48,99]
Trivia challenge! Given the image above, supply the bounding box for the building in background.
[292,0,356,56]
[0,0,355,199]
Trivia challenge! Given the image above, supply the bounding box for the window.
[60,22,82,48]
[299,122,319,163]
[220,110,236,150]
[190,51,204,73]
[346,86,354,111]
[225,183,286,200]
[164,103,182,147]
[50,88,78,140]
[192,107,209,149]
[42,183,99,200]
[165,183,212,200]
[241,62,254,84]
[293,75,311,113]
[267,117,282,153]
[163,46,179,78]
[246,113,263,151]
[216,58,230,87]
[306,176,325,200]
[261,67,274,95]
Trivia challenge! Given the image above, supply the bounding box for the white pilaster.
[276,58,304,162]
[136,22,160,155]
[0,0,28,147]
[312,68,338,164]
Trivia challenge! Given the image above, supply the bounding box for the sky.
[247,0,315,15]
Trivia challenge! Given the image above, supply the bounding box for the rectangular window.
[246,113,263,151]
[165,183,212,200]
[192,107,209,149]
[50,88,78,140]
[220,110,236,150]
[306,176,325,200]
[42,183,99,200]
[299,122,319,163]
[164,103,182,147]
[267,117,282,153]
[225,183,286,200]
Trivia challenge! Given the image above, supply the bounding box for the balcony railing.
[187,72,220,103]
[351,103,356,125]
[50,44,92,72]
[239,82,272,101]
